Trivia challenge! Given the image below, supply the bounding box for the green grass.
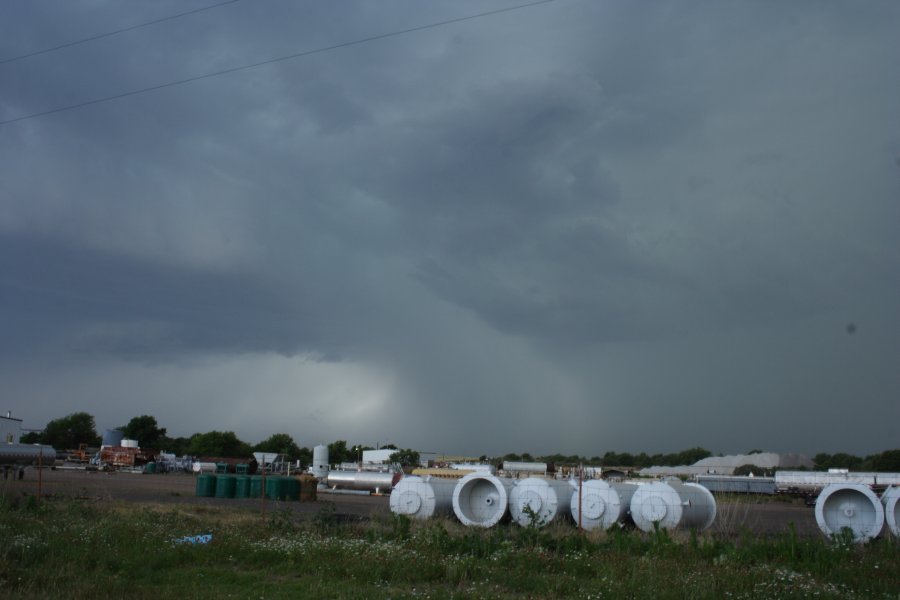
[0,495,897,599]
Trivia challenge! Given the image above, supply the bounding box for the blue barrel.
[215,475,236,498]
[196,474,217,497]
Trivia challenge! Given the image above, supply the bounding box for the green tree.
[389,448,421,467]
[328,440,350,464]
[254,433,302,460]
[296,446,313,468]
[187,431,251,458]
[42,412,101,450]
[871,449,900,472]
[20,431,41,444]
[119,415,167,449]
[159,435,191,456]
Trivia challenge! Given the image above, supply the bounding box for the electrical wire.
[0,0,244,66]
[0,0,557,127]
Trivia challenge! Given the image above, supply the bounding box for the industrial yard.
[2,468,898,599]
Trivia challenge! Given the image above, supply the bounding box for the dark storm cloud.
[0,232,333,359]
[1,1,899,454]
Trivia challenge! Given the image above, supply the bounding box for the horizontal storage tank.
[452,472,513,528]
[390,476,457,519]
[0,443,57,465]
[509,478,573,527]
[882,487,900,537]
[121,438,139,448]
[326,470,400,493]
[815,483,884,542]
[192,461,216,473]
[570,480,637,531]
[502,461,548,474]
[630,480,717,532]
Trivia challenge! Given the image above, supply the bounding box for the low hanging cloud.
[1,1,898,455]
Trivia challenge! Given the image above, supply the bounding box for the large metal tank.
[815,483,884,542]
[509,477,573,527]
[101,429,124,448]
[570,480,637,531]
[0,443,57,466]
[882,487,900,538]
[311,444,329,480]
[502,461,547,475]
[326,470,399,493]
[452,472,513,528]
[192,461,216,473]
[630,480,717,532]
[390,476,457,519]
[121,438,139,449]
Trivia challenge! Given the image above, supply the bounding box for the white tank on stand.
[311,444,329,480]
[509,478,574,527]
[452,472,513,528]
[630,480,716,532]
[815,483,884,542]
[390,476,457,519]
[570,480,638,531]
[882,487,900,537]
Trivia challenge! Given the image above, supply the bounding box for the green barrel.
[249,475,263,498]
[196,474,217,497]
[285,477,300,501]
[143,462,156,474]
[234,475,250,499]
[266,476,287,501]
[215,474,236,498]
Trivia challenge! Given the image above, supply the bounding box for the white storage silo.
[630,480,716,532]
[882,487,900,537]
[570,480,637,531]
[509,478,574,527]
[452,472,513,527]
[311,444,329,480]
[390,476,457,519]
[815,483,884,542]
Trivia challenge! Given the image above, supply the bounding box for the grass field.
[1,494,897,599]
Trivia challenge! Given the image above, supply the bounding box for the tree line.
[19,412,421,466]
[19,411,900,472]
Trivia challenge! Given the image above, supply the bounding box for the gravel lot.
[1,467,823,537]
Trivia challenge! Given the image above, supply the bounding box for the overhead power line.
[0,0,557,126]
[0,0,244,66]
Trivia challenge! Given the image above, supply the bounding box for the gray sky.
[2,0,898,457]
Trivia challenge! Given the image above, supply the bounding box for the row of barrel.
[195,473,317,501]
[390,473,717,533]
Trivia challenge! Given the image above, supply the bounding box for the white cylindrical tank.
[390,476,457,519]
[121,438,139,448]
[311,444,329,480]
[882,487,900,537]
[509,478,573,527]
[502,461,547,474]
[452,473,513,527]
[630,480,717,532]
[326,470,400,493]
[815,483,884,542]
[192,461,216,473]
[570,480,638,531]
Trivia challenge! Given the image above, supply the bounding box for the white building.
[1,412,23,444]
